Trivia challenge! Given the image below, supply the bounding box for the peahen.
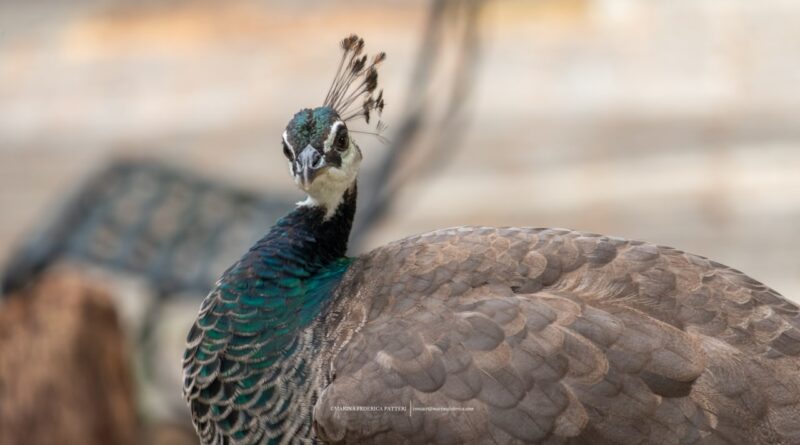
[183,35,800,445]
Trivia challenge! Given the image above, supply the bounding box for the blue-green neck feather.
[215,185,356,332]
[185,186,358,443]
[225,183,355,308]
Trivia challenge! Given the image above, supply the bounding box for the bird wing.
[313,227,800,444]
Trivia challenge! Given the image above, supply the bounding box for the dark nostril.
[312,153,324,168]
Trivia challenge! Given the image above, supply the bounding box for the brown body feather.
[313,227,800,444]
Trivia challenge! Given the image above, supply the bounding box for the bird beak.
[295,145,326,189]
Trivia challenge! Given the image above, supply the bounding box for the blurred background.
[1,0,798,444]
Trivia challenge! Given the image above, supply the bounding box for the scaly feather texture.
[183,187,356,445]
[314,227,800,444]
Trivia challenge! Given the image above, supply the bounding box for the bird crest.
[323,34,386,128]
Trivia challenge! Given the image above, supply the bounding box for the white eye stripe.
[282,130,294,152]
[323,121,346,153]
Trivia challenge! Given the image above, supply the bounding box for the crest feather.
[323,34,386,133]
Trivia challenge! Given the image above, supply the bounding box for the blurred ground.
[2,0,799,440]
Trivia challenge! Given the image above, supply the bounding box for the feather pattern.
[183,188,357,445]
[314,227,800,444]
[185,33,800,445]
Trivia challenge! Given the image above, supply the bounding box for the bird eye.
[282,141,293,160]
[334,128,349,152]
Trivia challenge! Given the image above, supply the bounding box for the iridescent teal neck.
[232,184,358,325]
[186,185,358,443]
[225,184,357,329]
[267,184,355,264]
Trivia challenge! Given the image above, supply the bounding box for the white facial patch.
[297,139,361,219]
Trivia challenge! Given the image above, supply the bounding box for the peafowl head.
[281,35,385,217]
